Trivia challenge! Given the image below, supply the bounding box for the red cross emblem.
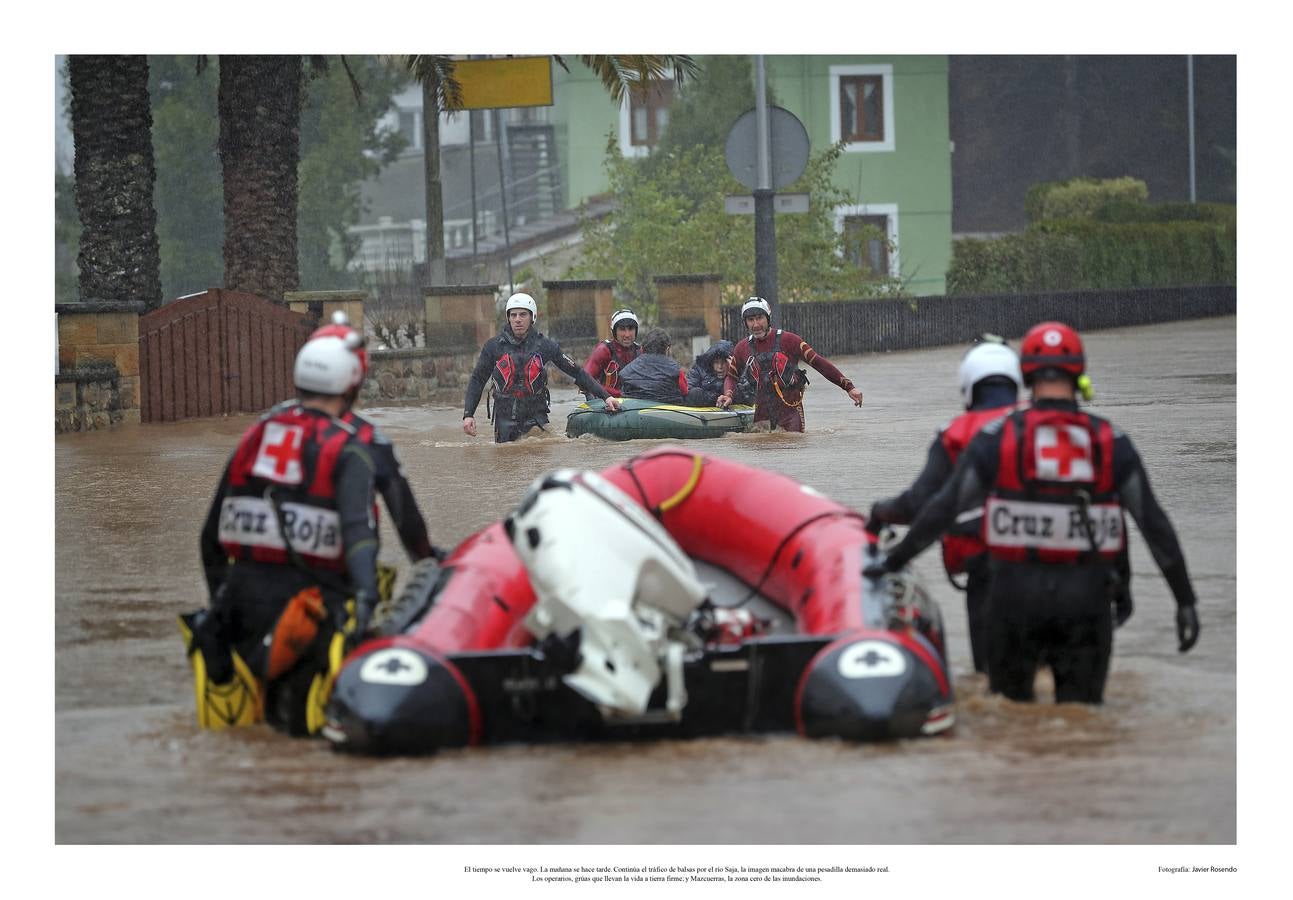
[252,423,304,484]
[1034,425,1093,481]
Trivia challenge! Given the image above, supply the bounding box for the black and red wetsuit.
[464,327,611,443]
[583,339,642,398]
[881,398,1198,702]
[723,329,856,432]
[198,400,384,727]
[868,398,1023,671]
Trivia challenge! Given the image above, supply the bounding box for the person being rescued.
[185,314,437,735]
[617,327,716,407]
[715,297,864,431]
[582,307,643,398]
[463,292,621,442]
[686,339,754,407]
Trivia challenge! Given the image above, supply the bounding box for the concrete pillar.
[284,290,366,330]
[654,274,724,339]
[424,283,500,349]
[542,279,616,340]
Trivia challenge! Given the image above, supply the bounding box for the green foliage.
[653,56,758,157]
[298,57,405,290]
[946,217,1235,294]
[55,168,81,301]
[146,55,404,300]
[1025,176,1149,223]
[568,139,902,312]
[150,57,223,300]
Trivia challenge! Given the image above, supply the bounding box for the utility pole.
[753,56,778,326]
[1187,55,1197,204]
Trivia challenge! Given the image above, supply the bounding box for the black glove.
[1176,605,1199,653]
[863,556,893,580]
[865,501,891,535]
[1113,584,1134,628]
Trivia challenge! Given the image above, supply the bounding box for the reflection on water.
[55,318,1237,843]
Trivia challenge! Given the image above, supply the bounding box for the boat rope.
[733,509,867,609]
[657,454,704,513]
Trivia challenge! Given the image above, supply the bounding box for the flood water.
[55,318,1240,858]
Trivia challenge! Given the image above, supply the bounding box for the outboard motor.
[507,469,707,718]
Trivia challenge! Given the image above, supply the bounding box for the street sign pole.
[753,56,779,326]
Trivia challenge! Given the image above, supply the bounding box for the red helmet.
[308,311,368,379]
[1019,321,1084,384]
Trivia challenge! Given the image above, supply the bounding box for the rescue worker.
[190,317,427,735]
[715,297,864,431]
[463,292,621,442]
[582,307,642,398]
[864,321,1200,703]
[618,327,707,406]
[865,338,1026,672]
[308,315,440,565]
[686,339,754,407]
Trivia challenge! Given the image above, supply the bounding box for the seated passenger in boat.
[619,328,712,407]
[687,340,753,407]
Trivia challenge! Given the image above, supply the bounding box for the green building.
[550,55,953,296]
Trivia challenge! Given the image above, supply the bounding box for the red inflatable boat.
[324,447,954,754]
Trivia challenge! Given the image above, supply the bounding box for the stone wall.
[56,301,146,433]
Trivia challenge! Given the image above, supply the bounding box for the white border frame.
[829,64,895,153]
[834,202,900,277]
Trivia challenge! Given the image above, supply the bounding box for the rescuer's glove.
[1176,604,1199,653]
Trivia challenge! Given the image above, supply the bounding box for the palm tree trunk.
[218,55,302,301]
[68,55,162,309]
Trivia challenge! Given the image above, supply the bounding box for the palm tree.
[216,56,305,301]
[404,55,699,285]
[67,55,162,309]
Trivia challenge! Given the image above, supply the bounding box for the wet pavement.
[55,317,1238,854]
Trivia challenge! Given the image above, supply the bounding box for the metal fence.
[719,285,1237,356]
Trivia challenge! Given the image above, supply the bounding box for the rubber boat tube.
[324,446,954,754]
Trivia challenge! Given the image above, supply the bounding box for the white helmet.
[958,341,1023,407]
[610,308,639,330]
[741,297,771,319]
[294,333,365,395]
[505,292,538,318]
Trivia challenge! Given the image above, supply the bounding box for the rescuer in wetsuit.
[582,307,643,398]
[865,321,1200,703]
[865,338,1026,672]
[463,292,621,443]
[715,297,863,431]
[191,314,434,734]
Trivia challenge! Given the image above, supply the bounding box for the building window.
[835,204,899,278]
[398,109,422,153]
[619,77,674,157]
[829,64,895,152]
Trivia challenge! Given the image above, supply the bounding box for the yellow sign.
[455,57,553,110]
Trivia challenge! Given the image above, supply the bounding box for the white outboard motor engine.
[509,469,706,719]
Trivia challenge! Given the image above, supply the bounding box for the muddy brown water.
[55,318,1238,854]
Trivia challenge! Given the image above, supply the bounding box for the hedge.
[947,217,1236,295]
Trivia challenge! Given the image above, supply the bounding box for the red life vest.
[937,405,1017,574]
[744,331,806,403]
[493,349,546,399]
[597,340,641,392]
[985,407,1124,565]
[218,403,377,572]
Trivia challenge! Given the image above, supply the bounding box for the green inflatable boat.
[566,398,755,441]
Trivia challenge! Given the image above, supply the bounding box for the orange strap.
[266,586,327,681]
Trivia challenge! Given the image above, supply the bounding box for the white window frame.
[618,69,674,158]
[829,64,895,153]
[834,203,899,278]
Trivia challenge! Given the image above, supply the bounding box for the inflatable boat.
[323,447,954,755]
[566,397,755,441]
